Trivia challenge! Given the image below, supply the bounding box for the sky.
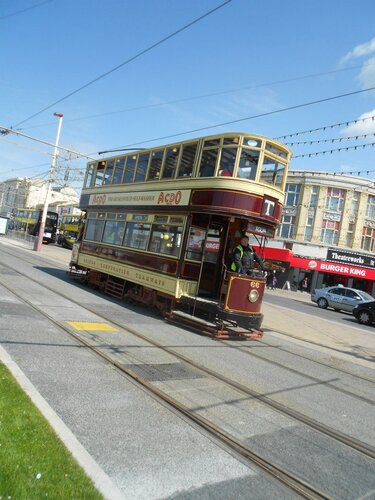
[1,0,375,193]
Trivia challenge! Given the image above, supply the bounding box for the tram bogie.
[70,132,291,339]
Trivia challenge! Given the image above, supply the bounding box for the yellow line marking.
[67,321,118,332]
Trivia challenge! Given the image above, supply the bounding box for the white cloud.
[341,109,375,135]
[339,36,375,66]
[357,56,375,88]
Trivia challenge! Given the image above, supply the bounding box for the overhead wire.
[276,114,375,140]
[19,61,375,131]
[0,0,54,20]
[101,85,375,151]
[293,141,375,159]
[11,0,234,129]
[285,132,375,146]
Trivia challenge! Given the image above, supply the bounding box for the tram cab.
[168,215,268,338]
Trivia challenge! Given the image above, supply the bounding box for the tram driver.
[231,235,264,275]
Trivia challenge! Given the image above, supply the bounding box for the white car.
[311,286,374,312]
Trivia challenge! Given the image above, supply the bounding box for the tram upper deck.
[80,133,292,222]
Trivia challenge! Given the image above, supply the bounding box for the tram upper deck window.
[147,150,164,181]
[103,159,115,185]
[134,153,150,182]
[218,148,237,177]
[124,156,137,183]
[161,147,180,179]
[148,224,182,257]
[198,149,218,177]
[260,156,284,188]
[265,142,288,159]
[203,138,220,147]
[123,222,151,250]
[85,164,95,188]
[243,137,262,148]
[112,157,126,184]
[223,136,240,145]
[94,161,106,186]
[237,149,259,180]
[177,143,198,178]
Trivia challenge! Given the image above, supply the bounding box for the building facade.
[258,171,375,295]
[0,178,79,219]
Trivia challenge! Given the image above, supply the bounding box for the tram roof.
[96,132,292,162]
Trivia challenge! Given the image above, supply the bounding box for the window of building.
[148,224,183,256]
[304,216,314,241]
[365,195,375,219]
[134,153,149,182]
[361,226,375,252]
[161,148,180,179]
[277,215,295,239]
[198,149,218,177]
[176,143,198,178]
[321,220,340,245]
[147,150,164,181]
[309,186,319,208]
[284,184,301,206]
[345,222,355,247]
[325,187,345,212]
[350,192,359,216]
[112,157,126,184]
[123,222,151,250]
[237,149,259,180]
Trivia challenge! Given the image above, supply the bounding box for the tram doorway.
[198,223,227,298]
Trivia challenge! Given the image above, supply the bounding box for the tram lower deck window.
[148,224,182,256]
[85,219,105,242]
[123,222,151,250]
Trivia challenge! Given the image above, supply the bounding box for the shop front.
[258,246,375,295]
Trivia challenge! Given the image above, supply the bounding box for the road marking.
[67,321,118,332]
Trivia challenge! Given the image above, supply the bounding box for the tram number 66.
[249,281,260,288]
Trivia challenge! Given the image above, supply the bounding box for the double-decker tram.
[70,132,291,339]
[15,208,58,244]
[57,212,84,248]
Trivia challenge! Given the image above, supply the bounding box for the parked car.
[311,286,374,313]
[352,301,375,325]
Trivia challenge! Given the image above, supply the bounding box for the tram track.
[0,270,330,499]
[0,257,375,496]
[0,250,374,441]
[1,243,373,384]
[219,337,375,401]
[0,256,374,462]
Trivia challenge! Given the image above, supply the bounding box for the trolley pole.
[34,112,63,252]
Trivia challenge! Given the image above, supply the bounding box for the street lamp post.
[34,112,63,252]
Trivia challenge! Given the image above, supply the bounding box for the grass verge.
[0,362,103,499]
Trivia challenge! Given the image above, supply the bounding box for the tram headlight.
[248,289,259,303]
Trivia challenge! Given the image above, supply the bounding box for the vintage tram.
[70,132,291,339]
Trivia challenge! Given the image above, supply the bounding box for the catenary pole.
[34,112,63,252]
